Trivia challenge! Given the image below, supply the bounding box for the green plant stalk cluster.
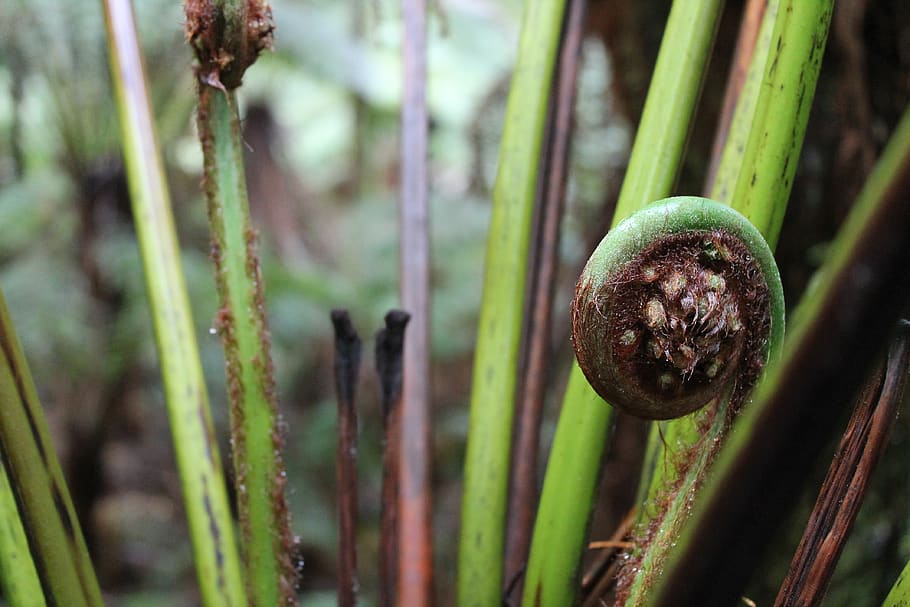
[103,1,247,605]
[0,452,45,607]
[521,1,725,604]
[0,292,102,606]
[631,0,834,583]
[455,0,566,603]
[197,85,295,607]
[654,100,910,607]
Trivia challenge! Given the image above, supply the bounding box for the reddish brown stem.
[376,311,410,607]
[399,0,433,603]
[503,0,587,597]
[331,310,362,607]
[704,0,768,191]
[774,325,910,607]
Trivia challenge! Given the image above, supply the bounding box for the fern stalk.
[184,1,296,604]
[103,1,246,604]
[0,451,44,607]
[455,0,567,603]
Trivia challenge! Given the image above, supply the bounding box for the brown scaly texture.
[185,0,274,90]
[573,230,772,420]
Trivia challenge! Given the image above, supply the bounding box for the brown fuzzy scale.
[245,225,298,601]
[185,0,274,90]
[572,230,772,420]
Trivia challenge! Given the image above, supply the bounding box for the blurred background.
[0,1,909,605]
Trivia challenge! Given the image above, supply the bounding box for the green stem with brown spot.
[186,2,296,605]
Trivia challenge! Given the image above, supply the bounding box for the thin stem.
[456,0,567,602]
[399,0,433,602]
[727,0,833,247]
[331,310,361,607]
[504,0,585,595]
[0,450,45,607]
[704,0,768,190]
[103,1,245,605]
[376,311,410,607]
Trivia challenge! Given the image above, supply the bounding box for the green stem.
[634,0,781,525]
[186,3,295,601]
[455,0,566,603]
[196,81,295,607]
[103,1,246,605]
[0,451,45,607]
[727,0,833,247]
[521,2,725,604]
[0,292,103,606]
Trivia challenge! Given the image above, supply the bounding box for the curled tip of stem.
[572,197,784,420]
[184,0,274,90]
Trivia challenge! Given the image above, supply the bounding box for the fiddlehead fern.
[572,196,785,420]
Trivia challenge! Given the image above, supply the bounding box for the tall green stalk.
[102,1,246,605]
[455,0,566,603]
[521,2,725,605]
[0,292,103,606]
[185,2,296,605]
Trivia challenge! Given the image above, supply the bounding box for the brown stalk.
[503,0,587,597]
[375,310,411,607]
[399,0,433,603]
[331,310,362,607]
[774,324,910,607]
[704,0,768,191]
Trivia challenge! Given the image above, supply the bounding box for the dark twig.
[399,0,433,602]
[774,324,910,607]
[375,310,411,607]
[331,310,362,607]
[503,0,587,596]
[704,0,768,190]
